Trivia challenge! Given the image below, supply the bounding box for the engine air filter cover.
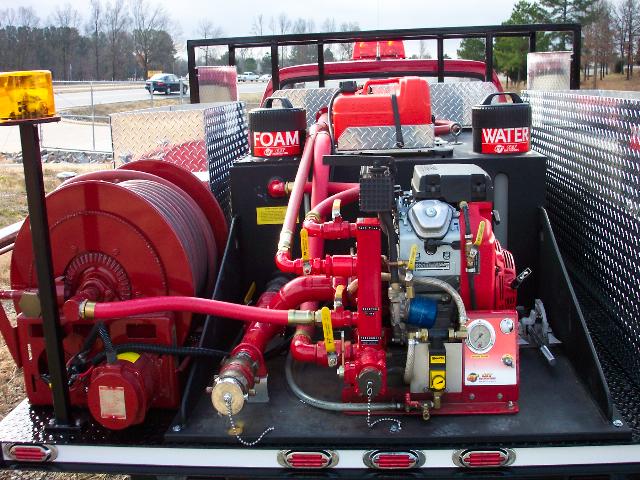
[411,164,493,203]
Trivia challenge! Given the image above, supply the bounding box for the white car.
[259,74,271,82]
[238,72,259,82]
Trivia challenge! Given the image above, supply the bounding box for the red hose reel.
[9,160,226,429]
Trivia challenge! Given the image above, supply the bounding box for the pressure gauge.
[466,319,496,354]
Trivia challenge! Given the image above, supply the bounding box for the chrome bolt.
[172,424,182,432]
[497,393,503,400]
[613,419,623,427]
[507,401,514,409]
[426,207,437,217]
[469,393,475,400]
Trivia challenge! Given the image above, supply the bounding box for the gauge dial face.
[466,319,496,354]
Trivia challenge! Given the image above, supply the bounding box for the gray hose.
[412,276,468,327]
[285,354,402,412]
[403,338,417,384]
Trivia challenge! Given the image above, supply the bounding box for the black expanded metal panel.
[523,90,640,387]
[205,102,249,222]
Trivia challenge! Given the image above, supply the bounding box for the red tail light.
[156,82,165,86]
[364,450,425,469]
[277,450,338,469]
[5,444,57,462]
[454,449,515,468]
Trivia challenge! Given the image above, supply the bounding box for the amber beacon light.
[0,70,56,123]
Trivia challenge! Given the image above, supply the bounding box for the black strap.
[390,94,404,148]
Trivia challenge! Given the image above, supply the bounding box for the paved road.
[54,82,266,109]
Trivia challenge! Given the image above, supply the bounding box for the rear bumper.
[2,442,640,476]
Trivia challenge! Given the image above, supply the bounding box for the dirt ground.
[0,158,126,480]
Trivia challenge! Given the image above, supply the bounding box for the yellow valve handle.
[408,244,418,271]
[243,281,256,305]
[474,220,486,246]
[300,228,310,262]
[321,306,336,353]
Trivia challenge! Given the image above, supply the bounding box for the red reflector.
[277,450,337,469]
[289,453,328,468]
[455,449,514,468]
[364,450,425,469]
[8,444,55,463]
[375,454,413,468]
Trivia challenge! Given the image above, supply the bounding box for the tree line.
[457,0,640,84]
[0,1,178,81]
[1,0,638,83]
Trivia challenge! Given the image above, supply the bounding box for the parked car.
[238,71,259,82]
[258,73,271,82]
[145,73,188,94]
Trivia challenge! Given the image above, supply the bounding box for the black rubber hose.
[461,203,477,310]
[98,322,117,364]
[90,343,229,366]
[327,89,341,153]
[379,212,400,284]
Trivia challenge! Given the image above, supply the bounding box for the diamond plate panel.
[430,82,498,127]
[272,88,338,127]
[527,52,571,91]
[111,105,208,171]
[205,102,249,222]
[337,124,434,151]
[522,89,640,388]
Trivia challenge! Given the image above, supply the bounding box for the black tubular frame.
[187,23,582,102]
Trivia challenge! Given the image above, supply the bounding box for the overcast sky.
[3,0,519,57]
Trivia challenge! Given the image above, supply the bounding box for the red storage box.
[332,77,433,150]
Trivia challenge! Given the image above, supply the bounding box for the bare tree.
[52,3,81,80]
[277,13,291,66]
[251,14,265,36]
[337,22,360,60]
[104,0,129,80]
[17,7,39,28]
[614,0,640,78]
[88,0,103,79]
[198,20,223,66]
[0,8,17,28]
[130,0,169,78]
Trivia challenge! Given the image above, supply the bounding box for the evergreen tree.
[494,0,550,84]
[457,38,486,61]
[540,0,598,49]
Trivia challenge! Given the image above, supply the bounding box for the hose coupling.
[284,181,294,195]
[287,309,316,325]
[80,300,96,320]
[211,376,246,415]
[277,229,293,252]
[305,211,322,222]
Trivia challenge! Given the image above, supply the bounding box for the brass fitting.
[304,211,321,222]
[80,300,96,320]
[287,310,316,325]
[433,391,443,410]
[284,182,294,195]
[211,377,246,415]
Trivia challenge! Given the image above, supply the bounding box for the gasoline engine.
[0,75,530,434]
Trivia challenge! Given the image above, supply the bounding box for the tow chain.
[224,393,274,446]
[366,382,402,432]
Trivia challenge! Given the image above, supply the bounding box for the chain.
[366,382,402,432]
[224,394,274,446]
